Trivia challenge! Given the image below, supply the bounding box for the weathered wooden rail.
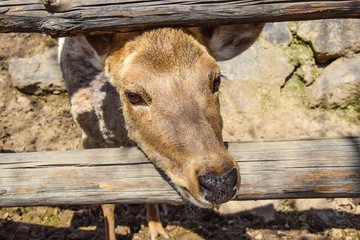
[0,0,360,37]
[0,1,360,208]
[1,137,359,207]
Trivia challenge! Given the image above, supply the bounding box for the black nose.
[197,168,239,205]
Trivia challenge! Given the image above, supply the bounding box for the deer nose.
[197,168,239,205]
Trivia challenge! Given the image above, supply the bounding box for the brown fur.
[60,24,264,239]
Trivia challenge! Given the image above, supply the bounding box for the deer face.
[105,28,238,207]
[102,24,264,207]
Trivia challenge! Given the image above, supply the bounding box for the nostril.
[197,168,239,205]
[198,168,238,191]
[225,168,238,189]
[198,174,217,192]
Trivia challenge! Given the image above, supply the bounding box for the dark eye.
[213,76,221,93]
[126,92,146,106]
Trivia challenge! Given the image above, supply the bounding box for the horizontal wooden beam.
[1,137,359,207]
[0,1,359,37]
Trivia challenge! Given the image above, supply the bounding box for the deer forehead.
[133,29,207,63]
[122,58,218,93]
[108,28,220,93]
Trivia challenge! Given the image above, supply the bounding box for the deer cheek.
[120,102,147,142]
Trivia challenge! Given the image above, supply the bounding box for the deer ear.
[199,23,264,61]
[86,32,140,65]
[85,33,114,62]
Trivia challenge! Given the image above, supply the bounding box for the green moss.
[310,66,319,79]
[280,75,307,109]
[284,75,305,93]
[309,105,360,125]
[45,215,62,227]
[284,42,314,67]
[24,207,32,214]
[283,23,315,68]
[344,98,360,123]
[286,22,299,33]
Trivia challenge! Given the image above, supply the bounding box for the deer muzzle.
[198,168,239,205]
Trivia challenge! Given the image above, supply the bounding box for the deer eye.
[212,76,221,93]
[126,92,146,106]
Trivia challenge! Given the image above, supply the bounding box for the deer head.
[87,24,264,208]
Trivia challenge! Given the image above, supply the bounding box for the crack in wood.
[6,162,150,169]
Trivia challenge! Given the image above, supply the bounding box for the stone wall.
[221,19,360,112]
[219,19,360,140]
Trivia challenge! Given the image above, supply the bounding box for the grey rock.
[298,19,360,63]
[219,42,293,87]
[262,22,292,45]
[220,79,263,114]
[308,55,360,108]
[219,41,294,114]
[296,64,319,86]
[9,48,65,95]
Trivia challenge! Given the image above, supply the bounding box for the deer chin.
[175,184,215,209]
[167,172,238,209]
[171,180,238,210]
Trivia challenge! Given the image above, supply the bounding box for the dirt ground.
[0,33,360,240]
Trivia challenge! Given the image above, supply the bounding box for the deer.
[59,23,264,240]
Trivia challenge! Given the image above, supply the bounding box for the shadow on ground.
[1,201,360,240]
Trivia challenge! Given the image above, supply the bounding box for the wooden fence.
[0,1,360,207]
[0,1,359,37]
[1,138,360,207]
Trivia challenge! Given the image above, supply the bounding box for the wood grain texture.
[1,137,359,207]
[0,1,359,37]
